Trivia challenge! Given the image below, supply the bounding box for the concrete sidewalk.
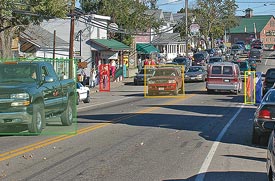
[89,77,133,93]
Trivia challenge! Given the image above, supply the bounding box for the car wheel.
[134,80,137,85]
[252,127,260,145]
[28,103,44,134]
[83,91,90,103]
[61,97,74,126]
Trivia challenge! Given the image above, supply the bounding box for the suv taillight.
[258,109,271,119]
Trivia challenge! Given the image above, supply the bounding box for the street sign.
[190,23,200,36]
[190,23,200,32]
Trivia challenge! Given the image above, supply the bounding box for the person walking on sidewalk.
[90,68,97,88]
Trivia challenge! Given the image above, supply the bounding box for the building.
[229,8,275,49]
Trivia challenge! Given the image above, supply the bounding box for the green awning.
[136,43,159,54]
[92,39,130,51]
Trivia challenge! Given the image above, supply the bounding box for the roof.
[163,12,173,22]
[230,15,273,34]
[144,9,164,21]
[172,13,184,23]
[151,33,184,44]
[136,43,159,54]
[91,39,130,51]
[20,24,69,49]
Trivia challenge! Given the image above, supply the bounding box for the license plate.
[159,87,164,90]
[224,79,230,82]
[191,77,196,80]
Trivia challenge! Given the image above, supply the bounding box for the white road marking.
[77,97,134,110]
[195,104,244,181]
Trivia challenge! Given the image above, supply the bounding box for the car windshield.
[239,62,248,69]
[153,69,177,76]
[139,69,155,74]
[173,58,187,64]
[209,58,221,63]
[187,67,203,72]
[0,64,38,83]
[194,54,204,60]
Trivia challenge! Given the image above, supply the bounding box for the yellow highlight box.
[143,64,186,98]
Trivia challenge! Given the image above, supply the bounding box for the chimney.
[245,8,253,18]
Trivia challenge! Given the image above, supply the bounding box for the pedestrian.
[110,59,116,79]
[101,65,109,89]
[90,68,97,88]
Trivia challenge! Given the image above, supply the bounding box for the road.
[0,51,274,181]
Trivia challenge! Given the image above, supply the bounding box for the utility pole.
[69,0,75,79]
[185,0,188,57]
[53,30,56,68]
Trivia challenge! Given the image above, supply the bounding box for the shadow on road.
[162,171,267,181]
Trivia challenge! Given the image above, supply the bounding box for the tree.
[0,0,69,59]
[79,0,161,45]
[193,0,239,48]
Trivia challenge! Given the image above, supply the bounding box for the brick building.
[229,8,275,49]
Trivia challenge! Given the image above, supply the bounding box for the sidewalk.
[89,77,133,93]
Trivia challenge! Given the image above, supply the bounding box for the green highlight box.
[0,58,78,135]
[244,71,256,104]
[143,64,186,98]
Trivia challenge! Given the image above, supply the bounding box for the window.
[212,66,222,74]
[223,66,233,74]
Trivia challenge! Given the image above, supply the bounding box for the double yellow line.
[0,94,194,162]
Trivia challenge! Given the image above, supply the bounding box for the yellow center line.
[0,94,194,162]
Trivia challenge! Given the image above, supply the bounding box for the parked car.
[208,56,224,64]
[147,67,184,96]
[263,68,275,95]
[76,82,90,105]
[252,89,275,145]
[206,62,242,94]
[193,52,209,66]
[134,68,155,85]
[246,58,257,71]
[232,60,251,80]
[172,56,192,70]
[184,66,207,82]
[248,48,263,62]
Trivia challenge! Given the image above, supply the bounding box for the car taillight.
[258,109,271,119]
[252,64,256,67]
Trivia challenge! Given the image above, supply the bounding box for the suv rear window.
[211,66,222,74]
[223,66,233,74]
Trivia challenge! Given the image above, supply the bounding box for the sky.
[157,0,275,16]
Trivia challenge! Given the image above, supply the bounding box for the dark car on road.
[263,68,275,95]
[252,89,275,145]
[184,66,207,82]
[208,56,224,64]
[232,60,251,80]
[248,48,262,62]
[172,56,192,70]
[193,52,209,66]
[134,68,155,85]
[246,58,257,71]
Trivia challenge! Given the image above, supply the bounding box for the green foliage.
[80,0,161,44]
[0,0,70,58]
[192,0,239,48]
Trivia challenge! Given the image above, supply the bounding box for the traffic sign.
[190,23,200,32]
